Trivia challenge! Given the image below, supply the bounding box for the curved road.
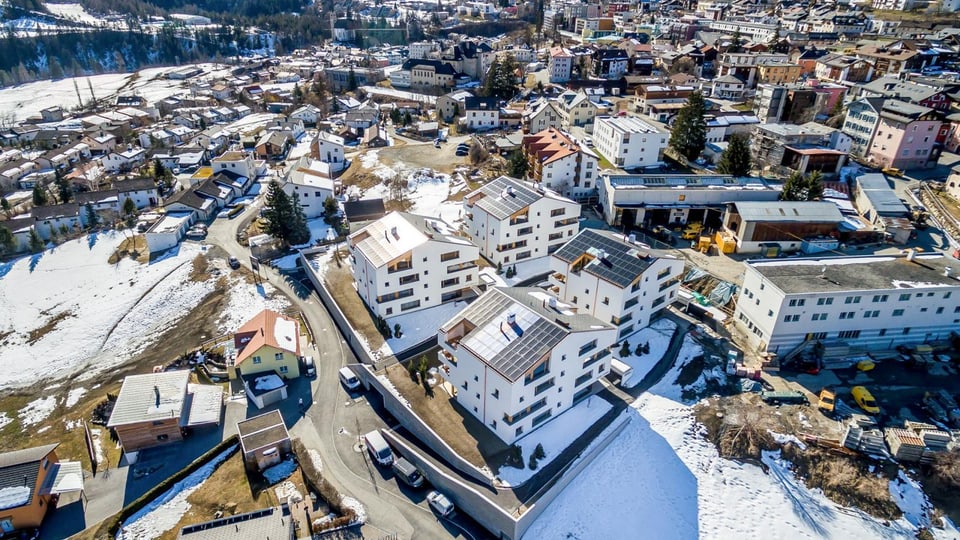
[207,202,478,539]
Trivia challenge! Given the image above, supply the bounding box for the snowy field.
[357,155,462,225]
[479,256,552,287]
[497,395,612,487]
[215,276,291,334]
[611,318,677,388]
[524,331,944,540]
[0,232,210,389]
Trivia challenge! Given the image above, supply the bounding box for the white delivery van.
[364,430,394,466]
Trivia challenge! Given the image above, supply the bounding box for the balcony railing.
[447,262,477,273]
[624,297,639,309]
[551,272,566,283]
[555,217,578,227]
[503,398,547,426]
[376,288,414,303]
[534,377,555,396]
[582,349,610,369]
[509,216,529,226]
[497,240,528,252]
[387,261,413,274]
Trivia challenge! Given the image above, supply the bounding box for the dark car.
[228,256,240,269]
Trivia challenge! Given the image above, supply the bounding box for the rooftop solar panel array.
[553,229,657,288]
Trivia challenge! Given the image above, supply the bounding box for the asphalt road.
[206,198,484,539]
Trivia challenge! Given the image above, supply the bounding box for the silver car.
[426,490,454,517]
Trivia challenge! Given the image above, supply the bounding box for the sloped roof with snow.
[0,443,59,510]
[233,310,301,366]
[107,370,191,427]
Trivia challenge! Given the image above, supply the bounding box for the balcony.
[534,377,555,396]
[438,349,458,366]
[503,398,547,426]
[582,349,610,369]
[497,240,528,252]
[555,217,578,227]
[551,272,566,283]
[517,226,533,236]
[509,215,529,226]
[446,262,477,273]
[387,261,413,274]
[624,297,639,309]
[376,288,414,303]
[611,313,633,326]
[398,273,420,285]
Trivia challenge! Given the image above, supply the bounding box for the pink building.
[805,80,847,116]
[867,100,943,171]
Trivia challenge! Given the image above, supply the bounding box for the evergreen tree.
[322,196,338,221]
[508,150,528,178]
[122,197,137,217]
[263,180,294,243]
[28,228,44,253]
[669,91,707,161]
[347,67,357,92]
[55,171,72,203]
[806,171,824,201]
[154,158,166,180]
[288,193,311,246]
[481,54,519,101]
[84,203,99,228]
[729,29,744,53]
[716,133,751,176]
[0,225,16,256]
[32,183,48,206]
[1,196,10,217]
[779,170,825,201]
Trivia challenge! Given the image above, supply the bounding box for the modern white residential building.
[212,151,260,181]
[437,286,616,444]
[549,47,574,83]
[522,128,600,202]
[348,212,480,318]
[463,176,581,267]
[734,253,960,354]
[592,116,669,170]
[310,131,346,173]
[549,229,684,340]
[283,157,335,219]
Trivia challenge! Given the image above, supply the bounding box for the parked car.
[392,457,425,488]
[339,367,361,390]
[185,228,207,240]
[364,430,394,466]
[426,490,455,517]
[228,256,240,269]
[583,137,593,147]
[851,386,880,414]
[882,167,904,177]
[455,148,469,157]
[817,388,836,416]
[302,355,316,377]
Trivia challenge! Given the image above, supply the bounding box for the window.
[892,309,904,317]
[817,297,833,305]
[903,327,911,335]
[899,293,911,301]
[937,307,944,314]
[253,356,262,364]
[839,312,855,319]
[440,250,460,262]
[864,310,880,318]
[838,330,861,339]
[812,313,828,321]
[872,294,888,303]
[492,389,499,399]
[788,298,805,307]
[279,365,288,374]
[879,329,887,336]
[844,296,861,304]
[783,314,800,322]
[274,352,284,361]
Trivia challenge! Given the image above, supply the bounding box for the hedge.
[95,435,240,538]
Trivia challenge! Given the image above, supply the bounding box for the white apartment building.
[437,287,616,444]
[463,176,581,267]
[310,131,346,173]
[283,156,335,219]
[349,212,480,318]
[522,127,600,202]
[592,116,669,169]
[549,47,574,83]
[734,253,960,355]
[549,229,684,340]
[464,97,500,132]
[212,151,259,181]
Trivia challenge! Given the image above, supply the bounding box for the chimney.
[391,226,398,238]
[548,296,558,309]
[945,266,953,277]
[906,248,916,262]
[506,312,516,325]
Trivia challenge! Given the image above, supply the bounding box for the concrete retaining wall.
[350,363,494,488]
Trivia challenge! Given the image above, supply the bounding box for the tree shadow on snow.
[28,252,43,273]
[88,231,99,250]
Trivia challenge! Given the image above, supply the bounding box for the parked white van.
[364,430,394,466]
[339,367,361,390]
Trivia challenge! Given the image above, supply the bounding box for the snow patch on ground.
[216,277,292,334]
[613,318,677,388]
[117,445,235,540]
[646,333,704,402]
[0,413,10,430]
[262,459,297,485]
[65,387,87,408]
[0,233,207,389]
[496,395,612,487]
[342,496,366,524]
[18,396,58,426]
[769,430,808,450]
[889,470,931,529]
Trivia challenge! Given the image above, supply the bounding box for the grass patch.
[922,449,960,523]
[321,250,387,354]
[157,452,277,540]
[107,235,148,264]
[27,310,74,344]
[781,444,901,520]
[189,254,209,282]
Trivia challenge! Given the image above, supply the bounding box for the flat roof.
[595,115,667,134]
[108,370,190,427]
[750,254,960,294]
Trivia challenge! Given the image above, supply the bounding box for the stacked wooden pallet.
[886,428,926,462]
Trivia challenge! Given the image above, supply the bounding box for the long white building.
[734,253,960,354]
[592,116,669,170]
[348,212,480,318]
[549,229,684,341]
[437,287,616,444]
[463,176,581,267]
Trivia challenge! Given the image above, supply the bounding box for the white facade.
[312,131,346,173]
[734,254,960,354]
[592,116,669,169]
[283,157,335,219]
[349,212,480,318]
[548,229,685,340]
[212,151,259,181]
[116,182,161,209]
[549,48,573,83]
[524,100,563,134]
[101,148,147,172]
[463,176,581,267]
[437,287,617,444]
